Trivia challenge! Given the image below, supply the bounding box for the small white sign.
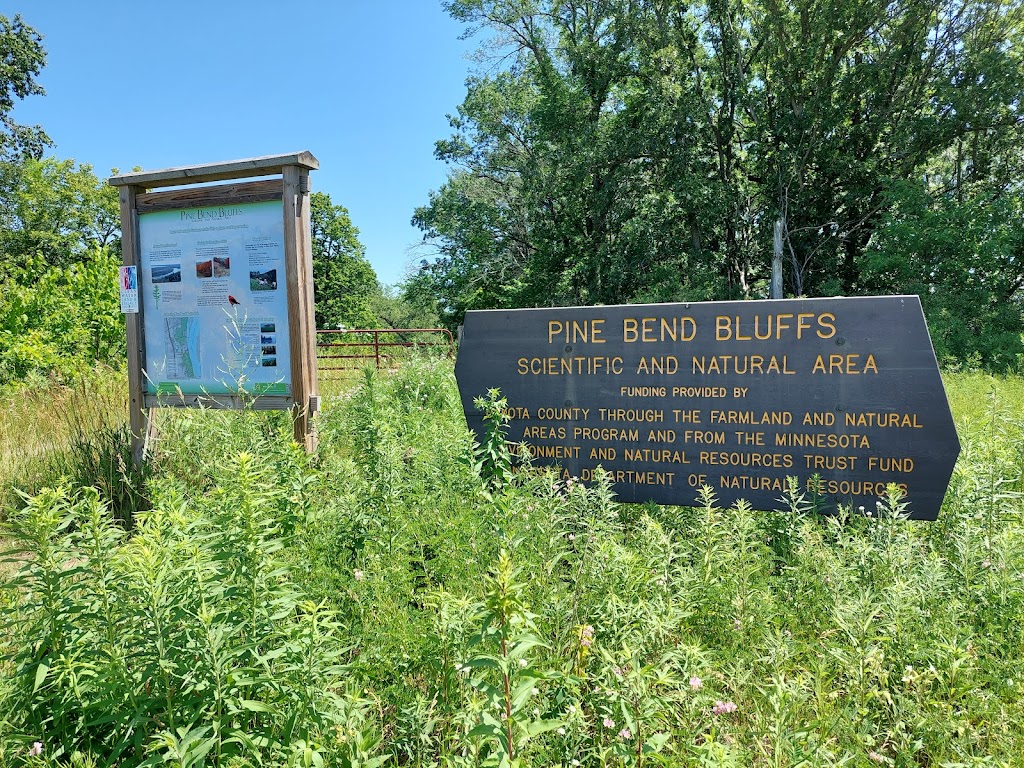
[119,266,139,313]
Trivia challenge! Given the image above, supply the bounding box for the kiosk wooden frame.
[109,152,320,463]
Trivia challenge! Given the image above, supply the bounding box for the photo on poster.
[261,334,275,344]
[152,265,181,283]
[262,356,277,367]
[262,345,277,356]
[260,322,276,333]
[250,268,278,291]
[196,260,213,278]
[214,257,230,277]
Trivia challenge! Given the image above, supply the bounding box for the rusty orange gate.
[315,328,455,373]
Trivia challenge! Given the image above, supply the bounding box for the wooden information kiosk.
[109,152,320,464]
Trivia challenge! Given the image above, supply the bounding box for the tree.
[0,16,127,384]
[0,17,117,278]
[0,157,120,277]
[0,246,124,385]
[750,0,1024,297]
[0,13,50,159]
[310,191,379,330]
[413,0,1024,365]
[373,281,439,331]
[862,182,1024,370]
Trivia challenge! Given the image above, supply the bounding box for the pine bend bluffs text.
[518,311,879,376]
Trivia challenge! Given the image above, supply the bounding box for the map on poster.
[138,200,290,395]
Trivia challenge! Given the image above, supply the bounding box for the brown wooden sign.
[455,296,960,520]
[110,152,320,463]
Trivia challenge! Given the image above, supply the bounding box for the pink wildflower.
[618,728,632,740]
[28,742,43,757]
[353,569,365,582]
[580,625,595,648]
[603,717,615,729]
[868,750,885,763]
[689,676,703,690]
[712,700,738,716]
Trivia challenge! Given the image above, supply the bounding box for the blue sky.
[4,1,478,287]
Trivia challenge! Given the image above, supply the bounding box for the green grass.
[1,361,1023,767]
[944,369,1024,426]
[0,368,130,510]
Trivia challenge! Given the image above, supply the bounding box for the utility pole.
[771,218,783,299]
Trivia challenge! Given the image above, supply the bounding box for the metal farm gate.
[316,328,454,374]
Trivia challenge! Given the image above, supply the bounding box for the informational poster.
[138,201,290,396]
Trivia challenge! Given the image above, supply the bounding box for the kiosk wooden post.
[110,152,321,465]
[117,183,151,467]
[282,165,319,452]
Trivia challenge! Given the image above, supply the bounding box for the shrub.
[0,248,124,387]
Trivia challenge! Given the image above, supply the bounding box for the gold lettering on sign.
[623,448,691,464]
[623,317,696,342]
[710,411,792,426]
[699,452,794,469]
[867,457,916,472]
[528,445,580,459]
[811,354,879,374]
[818,479,908,496]
[802,412,835,426]
[693,355,796,375]
[715,313,837,341]
[637,356,679,374]
[547,319,606,344]
[648,429,676,442]
[672,409,702,423]
[621,386,666,397]
[536,407,589,420]
[843,412,922,428]
[522,426,566,439]
[719,475,789,491]
[573,427,640,441]
[599,408,664,422]
[733,431,765,445]
[775,432,871,449]
[683,430,726,445]
[517,356,624,375]
[803,455,858,470]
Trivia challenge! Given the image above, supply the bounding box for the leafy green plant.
[471,389,514,494]
[459,550,562,767]
[0,247,124,386]
[0,454,386,767]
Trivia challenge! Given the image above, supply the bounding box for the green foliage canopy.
[0,13,49,160]
[413,0,1024,368]
[311,191,379,330]
[863,184,1024,369]
[0,246,125,386]
[0,157,120,276]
